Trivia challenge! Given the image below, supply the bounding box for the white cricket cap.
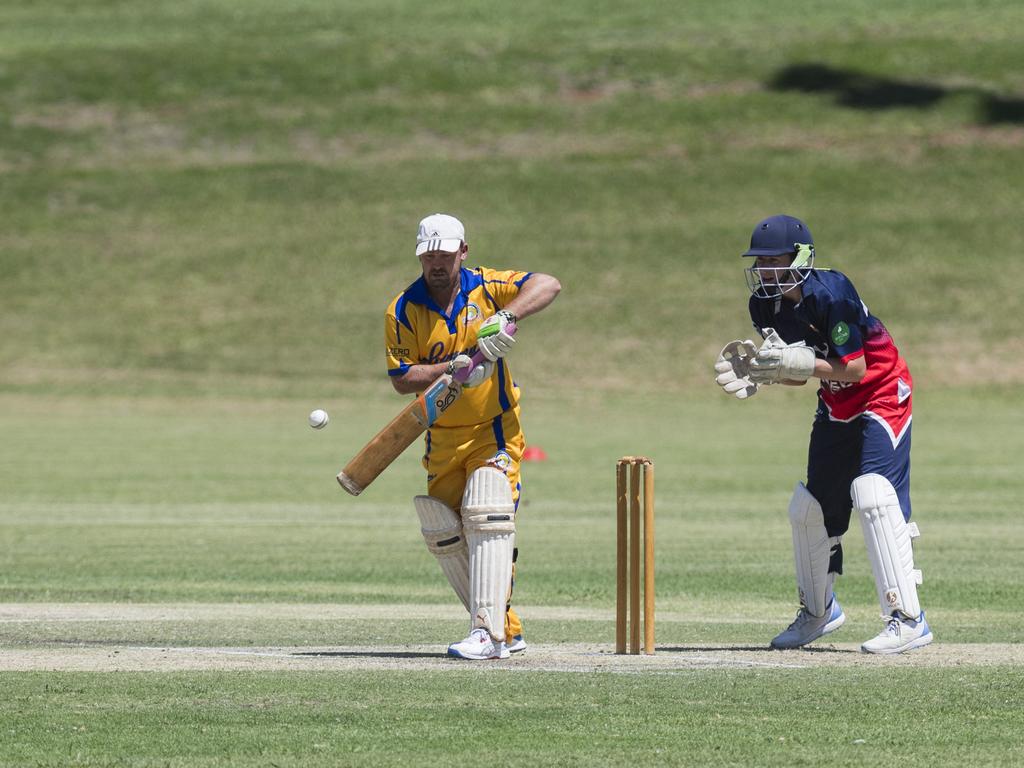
[415,213,465,256]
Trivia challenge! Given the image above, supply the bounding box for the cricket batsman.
[385,213,560,659]
[714,214,933,654]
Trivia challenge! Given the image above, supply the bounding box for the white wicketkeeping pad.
[462,467,516,641]
[788,482,835,616]
[414,495,470,610]
[852,473,922,619]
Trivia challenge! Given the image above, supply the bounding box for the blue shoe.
[861,611,933,655]
[770,597,846,649]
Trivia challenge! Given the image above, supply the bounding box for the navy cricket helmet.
[742,214,815,298]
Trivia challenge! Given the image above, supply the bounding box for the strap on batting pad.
[462,467,516,642]
[788,482,837,617]
[852,473,922,619]
[414,495,470,611]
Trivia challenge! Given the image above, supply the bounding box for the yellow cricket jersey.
[384,266,532,428]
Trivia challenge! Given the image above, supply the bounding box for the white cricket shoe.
[770,597,846,649]
[505,634,527,654]
[861,611,933,655]
[447,627,510,660]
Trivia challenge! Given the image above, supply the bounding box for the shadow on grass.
[769,63,1024,125]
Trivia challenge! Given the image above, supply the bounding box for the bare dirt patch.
[1,642,1019,673]
[2,603,1020,673]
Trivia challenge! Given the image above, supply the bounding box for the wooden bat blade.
[336,371,465,496]
[336,400,429,496]
[337,322,517,496]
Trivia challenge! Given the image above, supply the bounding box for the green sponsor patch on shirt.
[831,321,850,346]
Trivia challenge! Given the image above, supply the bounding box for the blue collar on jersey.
[398,267,487,334]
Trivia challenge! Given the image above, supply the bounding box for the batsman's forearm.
[502,273,561,321]
[390,363,449,394]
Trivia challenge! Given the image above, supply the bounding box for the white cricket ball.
[308,409,330,430]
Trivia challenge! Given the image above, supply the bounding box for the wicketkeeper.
[385,213,560,659]
[715,214,933,654]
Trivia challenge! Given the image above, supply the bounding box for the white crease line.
[0,610,777,624]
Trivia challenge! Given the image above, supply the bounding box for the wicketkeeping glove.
[715,339,760,400]
[446,354,494,388]
[476,310,517,361]
[747,328,816,384]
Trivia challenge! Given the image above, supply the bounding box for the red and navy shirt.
[748,269,912,445]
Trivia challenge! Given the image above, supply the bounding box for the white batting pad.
[788,482,836,616]
[414,495,470,611]
[461,467,516,642]
[852,473,922,619]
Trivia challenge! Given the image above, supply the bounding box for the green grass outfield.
[2,0,1024,765]
[2,670,1021,767]
[3,0,1023,395]
[2,389,1023,766]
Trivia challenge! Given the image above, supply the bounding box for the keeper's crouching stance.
[715,214,932,654]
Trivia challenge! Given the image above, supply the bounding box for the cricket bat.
[337,324,516,496]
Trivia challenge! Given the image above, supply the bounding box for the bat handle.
[451,322,517,383]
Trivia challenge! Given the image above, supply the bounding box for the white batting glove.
[476,310,517,361]
[715,339,760,399]
[446,354,494,388]
[747,328,816,384]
